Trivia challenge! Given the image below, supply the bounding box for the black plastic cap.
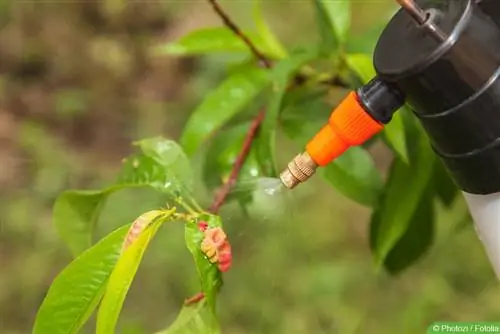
[356,77,405,124]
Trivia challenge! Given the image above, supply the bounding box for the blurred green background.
[0,0,499,333]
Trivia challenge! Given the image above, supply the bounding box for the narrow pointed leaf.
[318,0,351,45]
[96,210,174,334]
[371,184,435,274]
[154,27,267,56]
[252,0,287,59]
[180,66,269,156]
[370,129,436,267]
[33,224,130,334]
[433,159,459,207]
[256,48,319,176]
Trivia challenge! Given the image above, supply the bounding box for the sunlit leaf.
[33,224,130,334]
[96,210,174,334]
[370,128,436,267]
[55,138,194,256]
[256,48,319,176]
[185,213,224,318]
[180,66,269,156]
[157,300,217,334]
[321,147,383,207]
[252,0,288,59]
[154,27,268,56]
[345,53,411,163]
[371,184,435,274]
[317,0,351,46]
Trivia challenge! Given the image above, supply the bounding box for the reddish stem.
[207,0,272,69]
[184,292,205,306]
[209,110,265,214]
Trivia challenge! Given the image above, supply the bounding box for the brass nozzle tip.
[279,152,318,189]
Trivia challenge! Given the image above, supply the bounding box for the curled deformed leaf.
[184,214,226,314]
[96,209,174,334]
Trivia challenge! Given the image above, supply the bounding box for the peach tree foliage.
[33,1,458,333]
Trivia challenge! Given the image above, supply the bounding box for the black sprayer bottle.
[279,0,500,278]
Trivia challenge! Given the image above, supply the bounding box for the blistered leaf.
[252,0,288,59]
[154,27,267,56]
[55,138,194,256]
[180,66,269,156]
[256,48,320,176]
[321,147,383,207]
[96,210,174,334]
[184,214,225,316]
[33,224,130,334]
[345,53,411,163]
[370,129,436,267]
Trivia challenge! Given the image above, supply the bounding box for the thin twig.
[209,110,265,214]
[207,0,272,69]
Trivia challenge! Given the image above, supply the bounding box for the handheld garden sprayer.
[279,0,500,278]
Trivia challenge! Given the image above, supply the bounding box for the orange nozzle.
[306,91,383,166]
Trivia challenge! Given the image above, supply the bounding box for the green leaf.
[256,48,320,176]
[132,137,194,195]
[252,0,288,59]
[185,214,224,318]
[433,159,459,207]
[158,300,217,334]
[180,66,269,156]
[318,0,351,45]
[371,183,435,275]
[321,147,383,207]
[53,190,109,256]
[203,122,261,212]
[369,129,436,267]
[96,210,174,334]
[345,53,412,163]
[33,224,130,334]
[279,85,331,144]
[55,138,194,256]
[154,27,267,56]
[313,0,350,52]
[345,53,375,84]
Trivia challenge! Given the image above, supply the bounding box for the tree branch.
[204,0,349,214]
[207,0,272,69]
